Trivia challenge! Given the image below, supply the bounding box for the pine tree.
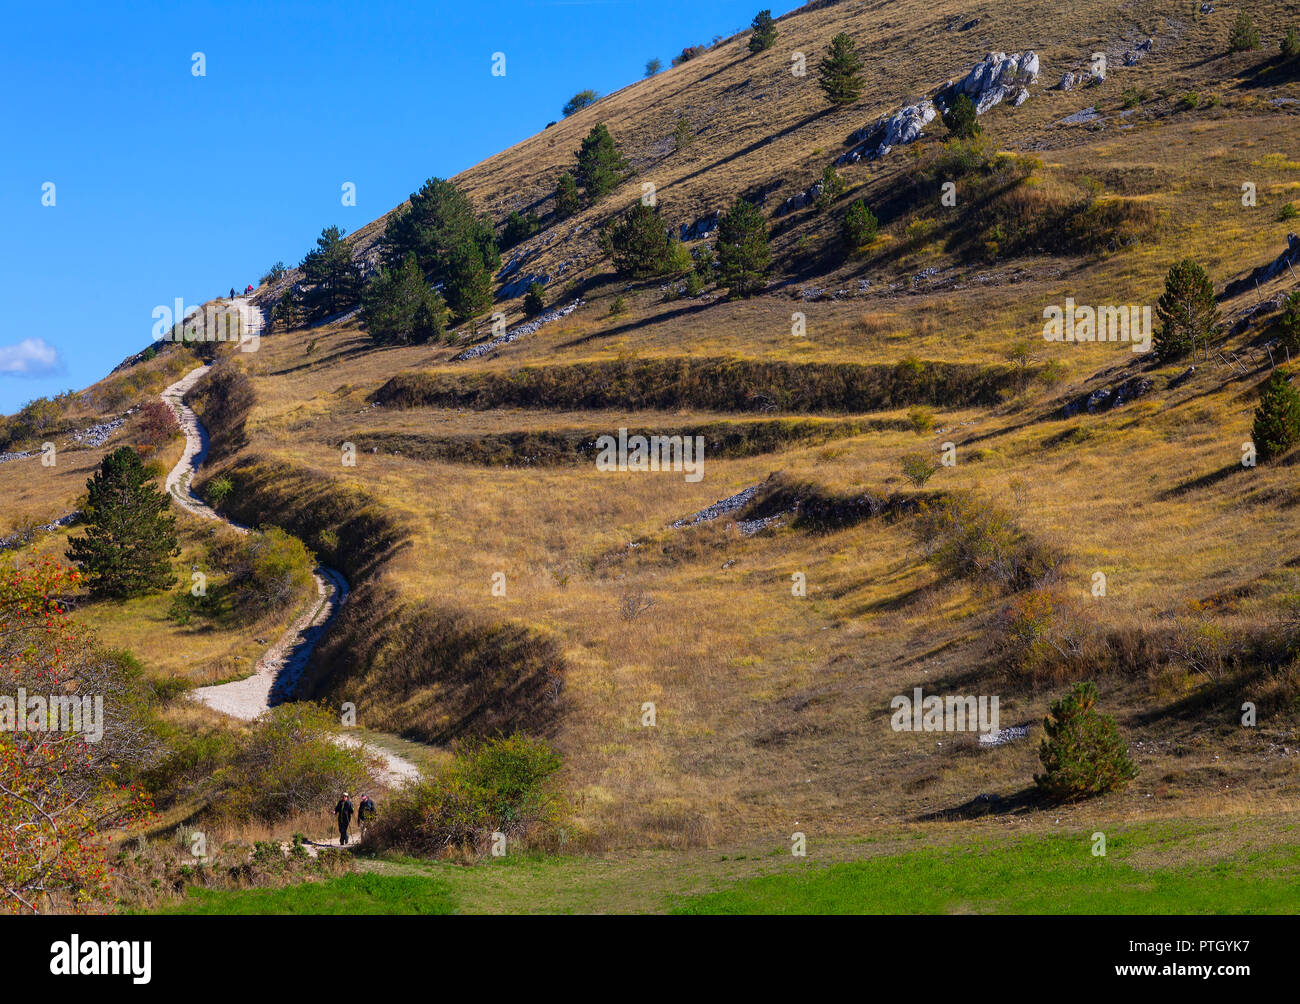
[271,287,302,331]
[384,178,498,279]
[524,282,546,316]
[1035,681,1138,801]
[601,202,674,278]
[1229,10,1260,52]
[1283,27,1300,59]
[1252,368,1300,462]
[299,226,363,320]
[1278,290,1300,354]
[748,9,778,54]
[943,93,982,139]
[501,211,540,250]
[555,172,580,218]
[672,114,694,153]
[716,197,771,298]
[575,124,630,203]
[814,164,846,211]
[67,447,179,599]
[445,243,495,321]
[361,253,447,344]
[818,33,865,106]
[842,199,878,248]
[1154,259,1219,360]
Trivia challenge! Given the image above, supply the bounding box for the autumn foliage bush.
[0,561,156,913]
[133,399,180,448]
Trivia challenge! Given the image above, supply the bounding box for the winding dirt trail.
[161,299,419,788]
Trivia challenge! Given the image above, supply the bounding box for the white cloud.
[0,337,66,378]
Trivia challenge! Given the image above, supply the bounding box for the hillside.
[5,0,1300,886]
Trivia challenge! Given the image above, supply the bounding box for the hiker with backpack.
[357,793,376,837]
[333,792,355,845]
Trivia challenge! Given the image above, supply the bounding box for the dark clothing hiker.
[334,795,354,845]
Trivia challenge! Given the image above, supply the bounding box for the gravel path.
[160,300,419,787]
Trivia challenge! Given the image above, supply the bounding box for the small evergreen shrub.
[1035,681,1138,801]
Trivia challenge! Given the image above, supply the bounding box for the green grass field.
[149,816,1300,915]
[153,872,456,915]
[672,834,1300,915]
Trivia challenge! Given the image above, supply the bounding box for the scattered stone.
[670,484,761,528]
[679,211,719,241]
[778,181,824,215]
[1063,373,1154,417]
[0,512,80,553]
[497,270,550,300]
[736,513,787,535]
[978,725,1030,747]
[838,52,1038,167]
[1200,2,1213,13]
[1058,106,1102,125]
[453,299,584,360]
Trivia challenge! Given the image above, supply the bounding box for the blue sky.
[0,0,796,414]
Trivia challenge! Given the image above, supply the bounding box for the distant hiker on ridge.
[334,792,354,845]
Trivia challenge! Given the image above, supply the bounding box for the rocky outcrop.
[1063,373,1154,418]
[1227,292,1291,335]
[0,512,80,553]
[1123,39,1154,65]
[937,51,1040,114]
[1058,106,1102,125]
[1221,234,1300,301]
[1057,69,1104,91]
[679,211,719,241]
[837,101,937,164]
[837,51,1039,166]
[498,271,550,300]
[777,181,824,215]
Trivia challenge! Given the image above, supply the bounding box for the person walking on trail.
[334,792,354,846]
[357,793,376,837]
[229,287,235,299]
[245,283,253,294]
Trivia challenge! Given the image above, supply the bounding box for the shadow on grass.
[916,785,1043,822]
